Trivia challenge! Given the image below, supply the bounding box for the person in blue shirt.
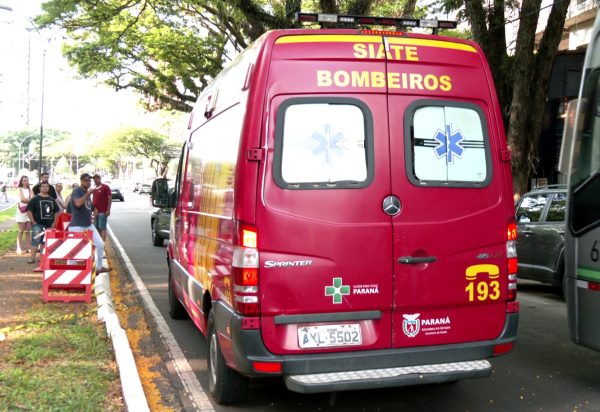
[67,173,111,273]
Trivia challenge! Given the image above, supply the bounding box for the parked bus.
[560,14,600,351]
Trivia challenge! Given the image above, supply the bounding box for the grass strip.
[0,204,16,223]
[0,304,122,411]
[0,223,17,255]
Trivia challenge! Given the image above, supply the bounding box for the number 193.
[465,281,500,302]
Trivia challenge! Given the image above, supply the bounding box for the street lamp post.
[38,46,47,176]
[1,4,51,176]
[17,133,37,171]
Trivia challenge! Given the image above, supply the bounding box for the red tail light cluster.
[506,222,518,304]
[232,223,260,315]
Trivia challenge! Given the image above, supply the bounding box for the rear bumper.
[284,359,491,393]
[213,302,518,393]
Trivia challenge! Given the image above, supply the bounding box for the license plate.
[298,324,362,348]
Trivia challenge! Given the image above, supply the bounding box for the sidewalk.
[0,214,184,411]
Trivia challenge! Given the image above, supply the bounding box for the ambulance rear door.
[384,35,509,347]
[257,33,395,355]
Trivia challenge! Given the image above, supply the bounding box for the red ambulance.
[151,13,519,404]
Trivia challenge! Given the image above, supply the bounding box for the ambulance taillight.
[506,222,518,302]
[232,223,260,315]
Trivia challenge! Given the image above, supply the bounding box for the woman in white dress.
[15,175,32,254]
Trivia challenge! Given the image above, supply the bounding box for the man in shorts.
[68,173,110,273]
[92,173,112,241]
[26,182,59,264]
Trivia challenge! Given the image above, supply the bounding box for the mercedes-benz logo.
[382,195,401,216]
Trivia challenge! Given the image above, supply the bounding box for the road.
[109,192,600,412]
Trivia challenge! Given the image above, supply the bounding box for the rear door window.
[273,98,374,189]
[516,195,549,223]
[546,193,567,222]
[405,101,491,187]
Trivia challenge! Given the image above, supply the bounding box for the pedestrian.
[92,173,112,242]
[54,182,66,211]
[64,182,79,209]
[32,172,57,199]
[26,182,59,264]
[68,173,110,273]
[0,181,8,202]
[15,175,32,255]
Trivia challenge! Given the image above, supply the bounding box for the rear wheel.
[168,268,187,319]
[152,219,164,246]
[207,312,248,404]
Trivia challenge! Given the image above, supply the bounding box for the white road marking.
[108,226,214,411]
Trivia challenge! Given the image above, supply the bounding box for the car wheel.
[168,267,187,320]
[152,219,164,247]
[207,312,249,404]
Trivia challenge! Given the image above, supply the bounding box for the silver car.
[151,207,171,246]
[515,185,567,294]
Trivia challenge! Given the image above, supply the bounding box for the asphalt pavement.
[109,191,600,412]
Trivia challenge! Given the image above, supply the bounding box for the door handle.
[521,231,534,236]
[398,256,436,264]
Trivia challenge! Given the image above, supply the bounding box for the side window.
[173,143,186,206]
[273,98,374,189]
[546,193,567,222]
[405,101,491,187]
[569,68,600,234]
[187,104,243,217]
[516,195,548,223]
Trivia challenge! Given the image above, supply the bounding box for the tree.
[442,0,570,193]
[0,129,70,173]
[36,0,415,113]
[97,127,180,177]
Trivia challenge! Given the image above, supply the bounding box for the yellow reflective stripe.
[275,35,382,44]
[275,34,477,53]
[387,37,477,53]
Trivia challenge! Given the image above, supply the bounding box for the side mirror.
[151,178,171,208]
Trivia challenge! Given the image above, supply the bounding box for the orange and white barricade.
[41,229,95,303]
[55,212,71,231]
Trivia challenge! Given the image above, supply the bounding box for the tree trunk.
[506,0,543,195]
[401,0,418,17]
[465,0,510,124]
[508,0,570,194]
[520,0,571,191]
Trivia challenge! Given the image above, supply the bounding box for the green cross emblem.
[325,277,350,304]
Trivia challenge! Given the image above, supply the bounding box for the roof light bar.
[295,12,457,30]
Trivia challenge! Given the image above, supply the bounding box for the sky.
[0,0,178,138]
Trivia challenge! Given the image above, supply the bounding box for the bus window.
[570,69,600,235]
[565,21,600,352]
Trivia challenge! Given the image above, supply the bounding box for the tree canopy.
[37,0,573,192]
[97,127,181,177]
[36,0,417,112]
[0,129,72,174]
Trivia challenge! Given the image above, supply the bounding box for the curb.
[107,225,214,411]
[96,246,150,412]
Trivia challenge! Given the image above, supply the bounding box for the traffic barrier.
[41,229,95,303]
[55,212,71,231]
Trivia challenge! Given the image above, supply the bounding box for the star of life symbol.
[402,313,421,338]
[325,277,350,304]
[433,124,465,164]
[310,125,347,164]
